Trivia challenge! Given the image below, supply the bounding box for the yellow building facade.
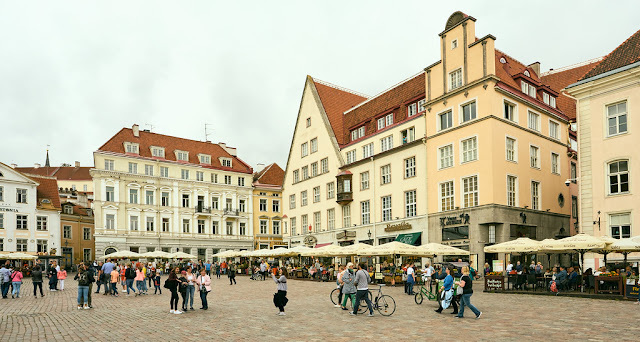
[252,163,285,249]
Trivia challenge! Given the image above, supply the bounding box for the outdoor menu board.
[492,260,504,272]
[484,275,504,291]
[626,279,639,299]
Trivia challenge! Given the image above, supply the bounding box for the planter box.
[484,275,505,291]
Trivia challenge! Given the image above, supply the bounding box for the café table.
[594,276,623,295]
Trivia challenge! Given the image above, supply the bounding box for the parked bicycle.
[331,286,372,309]
[356,285,396,316]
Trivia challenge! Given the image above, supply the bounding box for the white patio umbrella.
[540,233,612,271]
[328,243,373,257]
[168,251,198,259]
[600,237,640,267]
[419,243,470,256]
[101,250,142,260]
[483,238,541,254]
[141,250,172,259]
[301,245,343,257]
[0,252,38,260]
[357,241,427,257]
[213,250,244,258]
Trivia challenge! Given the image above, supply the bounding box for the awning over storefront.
[315,242,333,248]
[395,232,421,246]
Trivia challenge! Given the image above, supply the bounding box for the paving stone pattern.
[1,275,640,341]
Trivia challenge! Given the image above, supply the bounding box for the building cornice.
[90,169,253,192]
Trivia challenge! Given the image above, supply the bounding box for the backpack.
[550,281,558,293]
[126,268,135,279]
[78,272,89,286]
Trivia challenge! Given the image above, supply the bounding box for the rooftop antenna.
[205,124,213,142]
[144,123,155,132]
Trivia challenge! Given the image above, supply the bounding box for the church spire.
[45,148,50,168]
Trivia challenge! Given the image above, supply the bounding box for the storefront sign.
[384,222,412,232]
[484,276,504,291]
[626,279,639,298]
[0,207,18,212]
[441,240,469,246]
[439,214,470,227]
[303,235,317,246]
[336,231,356,239]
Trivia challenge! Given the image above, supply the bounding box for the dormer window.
[521,81,535,97]
[408,103,417,116]
[543,92,556,108]
[451,39,458,49]
[524,70,530,77]
[175,150,189,162]
[220,158,232,168]
[151,146,165,158]
[64,205,73,214]
[199,154,211,165]
[124,142,139,154]
[417,99,426,113]
[377,114,394,130]
[350,126,365,141]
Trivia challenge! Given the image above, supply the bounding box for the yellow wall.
[252,187,284,248]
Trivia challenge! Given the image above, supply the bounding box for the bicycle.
[357,285,396,316]
[331,286,372,310]
[414,283,438,304]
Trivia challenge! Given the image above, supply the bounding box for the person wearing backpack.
[74,263,92,309]
[10,267,24,299]
[31,265,45,298]
[124,264,137,296]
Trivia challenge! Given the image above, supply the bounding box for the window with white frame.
[238,177,245,187]
[128,162,138,174]
[310,138,318,153]
[145,190,154,205]
[130,215,139,231]
[105,186,114,202]
[362,143,374,158]
[221,158,232,167]
[380,135,393,152]
[313,211,321,232]
[550,97,556,108]
[405,157,416,178]
[360,171,369,190]
[450,69,462,90]
[259,199,267,212]
[418,99,426,112]
[382,195,392,221]
[301,142,308,157]
[313,186,320,203]
[290,217,297,236]
[104,159,114,171]
[63,225,71,239]
[327,182,335,199]
[36,216,47,230]
[224,175,232,184]
[461,137,478,163]
[408,103,417,117]
[462,176,478,208]
[306,117,311,127]
[260,220,268,234]
[129,188,138,204]
[327,209,335,230]
[125,142,139,154]
[346,150,356,164]
[16,214,27,229]
[151,147,165,158]
[610,213,631,239]
[342,206,350,228]
[440,181,454,211]
[385,114,393,126]
[289,194,296,209]
[161,192,169,206]
[571,162,577,182]
[293,170,299,183]
[405,190,417,217]
[197,219,205,234]
[226,222,234,235]
[439,111,453,130]
[301,191,307,206]
[361,200,370,225]
[272,199,280,212]
[160,166,169,178]
[176,151,189,162]
[381,164,391,184]
[543,92,550,105]
[377,117,385,130]
[507,175,517,207]
[0,186,3,202]
[531,181,540,210]
[551,153,560,174]
[181,169,189,180]
[506,137,516,162]
[199,154,211,164]
[607,101,628,136]
[63,205,73,214]
[144,164,154,176]
[401,127,415,145]
[210,220,217,234]
[572,196,578,219]
[608,160,629,195]
[16,239,27,252]
[146,217,154,231]
[272,221,280,235]
[311,162,318,177]
[528,111,540,131]
[36,240,47,253]
[351,127,365,141]
[461,101,476,122]
[0,213,3,229]
[182,194,189,208]
[183,219,190,233]
[196,171,204,182]
[321,158,328,173]
[549,120,560,140]
[530,146,540,168]
[439,144,453,169]
[83,227,91,240]
[521,81,535,97]
[504,101,516,121]
[105,214,115,229]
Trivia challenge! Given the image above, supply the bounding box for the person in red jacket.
[57,268,68,291]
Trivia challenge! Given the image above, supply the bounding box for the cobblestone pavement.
[1,275,640,341]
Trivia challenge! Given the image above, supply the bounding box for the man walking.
[0,263,11,299]
[260,260,267,281]
[101,259,115,295]
[204,261,211,277]
[350,263,374,317]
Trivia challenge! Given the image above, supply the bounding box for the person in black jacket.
[164,269,181,314]
[32,266,44,298]
[47,262,58,291]
[124,264,137,296]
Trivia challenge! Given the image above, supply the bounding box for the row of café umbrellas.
[0,252,39,260]
[99,250,198,260]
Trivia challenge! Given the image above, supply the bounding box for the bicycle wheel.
[357,298,368,314]
[330,288,340,305]
[376,295,396,316]
[414,292,423,305]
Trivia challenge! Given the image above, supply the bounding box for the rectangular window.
[83,249,91,262]
[313,211,321,232]
[151,147,165,158]
[404,157,416,178]
[301,215,308,233]
[259,199,267,212]
[196,171,204,182]
[272,199,280,213]
[362,143,374,158]
[401,127,415,145]
[211,221,218,234]
[128,162,138,174]
[272,221,280,235]
[301,191,308,206]
[608,160,629,194]
[439,111,453,130]
[36,216,48,231]
[342,205,351,228]
[610,213,631,239]
[224,175,232,185]
[0,186,3,202]
[346,150,356,164]
[462,176,479,208]
[293,170,299,183]
[381,164,391,184]
[16,189,27,203]
[461,137,478,163]
[531,181,540,210]
[571,196,578,219]
[310,138,318,153]
[210,173,218,183]
[182,194,189,208]
[289,194,296,209]
[290,217,297,236]
[549,121,560,140]
[326,182,335,199]
[239,199,246,212]
[440,181,454,211]
[0,238,3,251]
[530,146,540,168]
[551,153,560,174]
[607,102,628,136]
[528,111,540,131]
[382,195,392,222]
[361,200,370,225]
[327,209,335,230]
[129,189,138,204]
[181,169,189,180]
[321,158,328,174]
[105,214,115,229]
[385,114,393,127]
[313,186,320,203]
[161,192,169,206]
[418,99,426,112]
[130,215,139,231]
[306,117,311,127]
[176,151,188,161]
[146,217,154,231]
[0,213,4,229]
[543,92,550,105]
[504,101,515,121]
[380,135,393,152]
[311,162,318,177]
[439,144,453,169]
[211,197,219,210]
[507,175,517,207]
[183,219,190,233]
[408,103,417,117]
[377,117,385,130]
[221,158,232,167]
[36,240,48,253]
[160,167,169,178]
[199,154,211,164]
[301,142,308,157]
[105,186,115,202]
[506,137,516,162]
[450,68,462,90]
[571,162,577,182]
[360,171,369,190]
[145,190,154,205]
[260,220,268,234]
[302,166,309,180]
[461,101,476,122]
[405,190,417,218]
[104,159,114,171]
[63,225,71,239]
[145,165,154,176]
[16,239,27,252]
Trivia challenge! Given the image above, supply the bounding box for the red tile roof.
[342,72,425,145]
[580,29,640,80]
[24,174,61,210]
[98,128,253,174]
[253,163,284,187]
[15,166,92,180]
[311,77,368,146]
[61,202,92,217]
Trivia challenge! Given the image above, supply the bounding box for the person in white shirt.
[406,263,416,295]
[506,263,514,273]
[422,263,434,289]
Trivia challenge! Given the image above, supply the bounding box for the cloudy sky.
[1,1,637,170]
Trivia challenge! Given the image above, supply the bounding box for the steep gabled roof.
[253,163,284,187]
[310,78,368,146]
[97,128,253,174]
[580,29,640,80]
[24,174,61,210]
[15,166,92,180]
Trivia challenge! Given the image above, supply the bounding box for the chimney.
[75,161,80,168]
[257,163,265,172]
[34,163,41,168]
[528,62,541,77]
[132,124,140,137]
[10,163,16,169]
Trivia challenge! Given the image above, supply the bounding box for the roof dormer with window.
[199,154,211,165]
[220,157,232,168]
[124,142,139,155]
[175,150,189,162]
[350,126,365,142]
[150,146,165,158]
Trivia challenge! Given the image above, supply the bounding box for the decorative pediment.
[127,183,141,188]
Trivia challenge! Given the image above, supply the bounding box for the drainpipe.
[371,156,377,246]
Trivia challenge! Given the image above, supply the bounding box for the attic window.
[64,206,73,214]
[521,81,536,98]
[351,126,365,141]
[500,57,507,64]
[524,70,530,77]
[175,150,189,162]
[124,142,139,154]
[151,146,165,158]
[199,154,211,165]
[220,158,232,168]
[543,93,557,108]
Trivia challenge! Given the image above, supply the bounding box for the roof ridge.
[344,71,425,115]
[256,163,274,180]
[22,173,58,180]
[310,77,369,99]
[495,48,528,69]
[540,57,605,76]
[580,28,640,81]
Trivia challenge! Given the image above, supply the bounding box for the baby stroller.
[250,267,260,280]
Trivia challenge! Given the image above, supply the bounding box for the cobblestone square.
[2,274,640,341]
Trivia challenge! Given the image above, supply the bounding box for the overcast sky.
[1,1,637,170]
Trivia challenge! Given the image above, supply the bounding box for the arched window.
[608,160,629,194]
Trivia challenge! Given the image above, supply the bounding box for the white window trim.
[437,143,455,170]
[449,67,463,91]
[606,210,633,239]
[527,110,541,132]
[529,143,541,169]
[502,97,519,123]
[460,173,480,208]
[550,151,561,175]
[530,178,542,210]
[198,154,212,165]
[548,118,561,141]
[175,150,189,161]
[438,179,455,212]
[604,157,631,196]
[604,99,630,138]
[459,97,478,124]
[124,142,140,154]
[436,107,454,132]
[459,134,479,164]
[505,135,518,163]
[506,174,519,207]
[150,146,165,158]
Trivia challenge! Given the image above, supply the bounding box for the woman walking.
[196,269,211,310]
[164,270,182,314]
[434,266,458,315]
[57,267,67,291]
[32,265,45,298]
[10,267,23,298]
[47,262,58,291]
[178,270,189,312]
[228,262,237,285]
[340,263,356,311]
[455,266,482,319]
[272,267,288,315]
[135,265,146,296]
[185,266,196,311]
[74,263,93,309]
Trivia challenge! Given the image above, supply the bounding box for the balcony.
[224,209,241,217]
[336,171,353,205]
[336,191,353,204]
[196,205,212,214]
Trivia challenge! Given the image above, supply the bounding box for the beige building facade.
[252,163,285,249]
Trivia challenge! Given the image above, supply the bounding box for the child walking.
[57,268,67,291]
[110,267,119,296]
[154,272,162,295]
